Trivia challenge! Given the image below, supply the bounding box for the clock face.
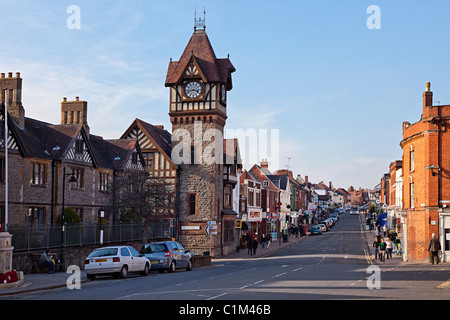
[184,81,202,99]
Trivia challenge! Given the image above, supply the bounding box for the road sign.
[205,225,217,235]
[207,221,216,225]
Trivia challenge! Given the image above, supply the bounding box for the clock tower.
[165,20,235,256]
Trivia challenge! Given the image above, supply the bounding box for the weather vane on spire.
[194,7,206,31]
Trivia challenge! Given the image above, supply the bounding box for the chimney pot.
[63,97,67,102]
[426,82,431,92]
[15,72,20,78]
[8,72,12,78]
[0,73,5,79]
[75,96,79,101]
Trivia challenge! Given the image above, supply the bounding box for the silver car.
[85,246,150,280]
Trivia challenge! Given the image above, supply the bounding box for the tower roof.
[165,29,235,86]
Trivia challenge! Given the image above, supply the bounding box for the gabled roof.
[120,118,176,168]
[165,29,235,86]
[1,103,143,171]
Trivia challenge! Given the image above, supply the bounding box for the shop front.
[266,212,280,240]
[247,209,262,240]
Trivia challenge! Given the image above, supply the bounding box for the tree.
[57,207,81,224]
[111,171,176,243]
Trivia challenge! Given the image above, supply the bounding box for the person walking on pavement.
[252,237,258,255]
[266,234,271,248]
[247,237,253,256]
[382,225,387,237]
[379,238,386,262]
[261,234,266,249]
[373,237,380,261]
[428,233,441,265]
[386,238,393,259]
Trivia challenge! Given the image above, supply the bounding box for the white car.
[318,224,327,232]
[85,246,150,280]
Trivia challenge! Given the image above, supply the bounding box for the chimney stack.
[61,97,89,135]
[260,159,269,169]
[423,82,433,109]
[305,175,309,186]
[0,72,25,128]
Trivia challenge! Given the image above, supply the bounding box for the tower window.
[188,193,197,215]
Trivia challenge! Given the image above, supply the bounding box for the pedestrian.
[266,234,271,248]
[247,237,253,256]
[382,225,387,237]
[373,237,380,260]
[428,233,441,265]
[261,234,266,249]
[386,238,393,259]
[379,238,386,262]
[40,249,55,274]
[252,238,258,255]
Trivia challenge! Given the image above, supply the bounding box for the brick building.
[0,72,146,230]
[400,82,450,262]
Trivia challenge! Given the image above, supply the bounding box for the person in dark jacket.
[373,237,380,260]
[428,233,441,265]
[252,238,258,255]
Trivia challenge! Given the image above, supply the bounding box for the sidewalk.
[0,270,89,296]
[213,233,309,261]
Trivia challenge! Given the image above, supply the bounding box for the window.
[248,189,254,207]
[27,207,45,231]
[224,186,232,207]
[121,247,131,256]
[72,168,84,188]
[131,151,138,165]
[30,162,46,186]
[75,139,84,155]
[410,182,414,208]
[143,152,154,169]
[99,172,109,191]
[263,180,269,187]
[188,193,197,215]
[445,229,450,251]
[256,191,261,207]
[410,150,415,171]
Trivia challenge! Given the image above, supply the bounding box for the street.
[4,213,450,301]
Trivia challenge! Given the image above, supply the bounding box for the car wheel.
[186,260,192,271]
[168,261,176,273]
[119,265,128,279]
[142,263,149,276]
[87,274,96,281]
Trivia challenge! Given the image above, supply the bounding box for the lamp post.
[60,166,77,261]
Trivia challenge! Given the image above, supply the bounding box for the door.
[128,246,145,272]
[175,242,189,267]
[120,247,134,272]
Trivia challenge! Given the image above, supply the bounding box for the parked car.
[318,224,327,232]
[350,209,359,215]
[141,241,192,273]
[85,246,150,280]
[311,225,322,235]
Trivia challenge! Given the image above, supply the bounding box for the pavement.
[0,233,308,297]
[2,215,449,297]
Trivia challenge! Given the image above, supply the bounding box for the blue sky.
[1,0,450,189]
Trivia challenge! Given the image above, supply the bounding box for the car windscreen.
[141,243,167,254]
[88,248,118,258]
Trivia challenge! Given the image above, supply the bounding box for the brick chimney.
[423,82,433,108]
[260,159,269,169]
[0,72,25,128]
[305,175,309,186]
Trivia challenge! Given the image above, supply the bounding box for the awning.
[221,209,238,216]
[241,221,251,231]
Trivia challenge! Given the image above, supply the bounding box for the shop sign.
[248,210,262,222]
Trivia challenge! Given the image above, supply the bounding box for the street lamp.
[60,166,77,262]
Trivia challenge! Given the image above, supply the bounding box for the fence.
[8,220,174,252]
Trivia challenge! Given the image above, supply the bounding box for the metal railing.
[8,221,173,252]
